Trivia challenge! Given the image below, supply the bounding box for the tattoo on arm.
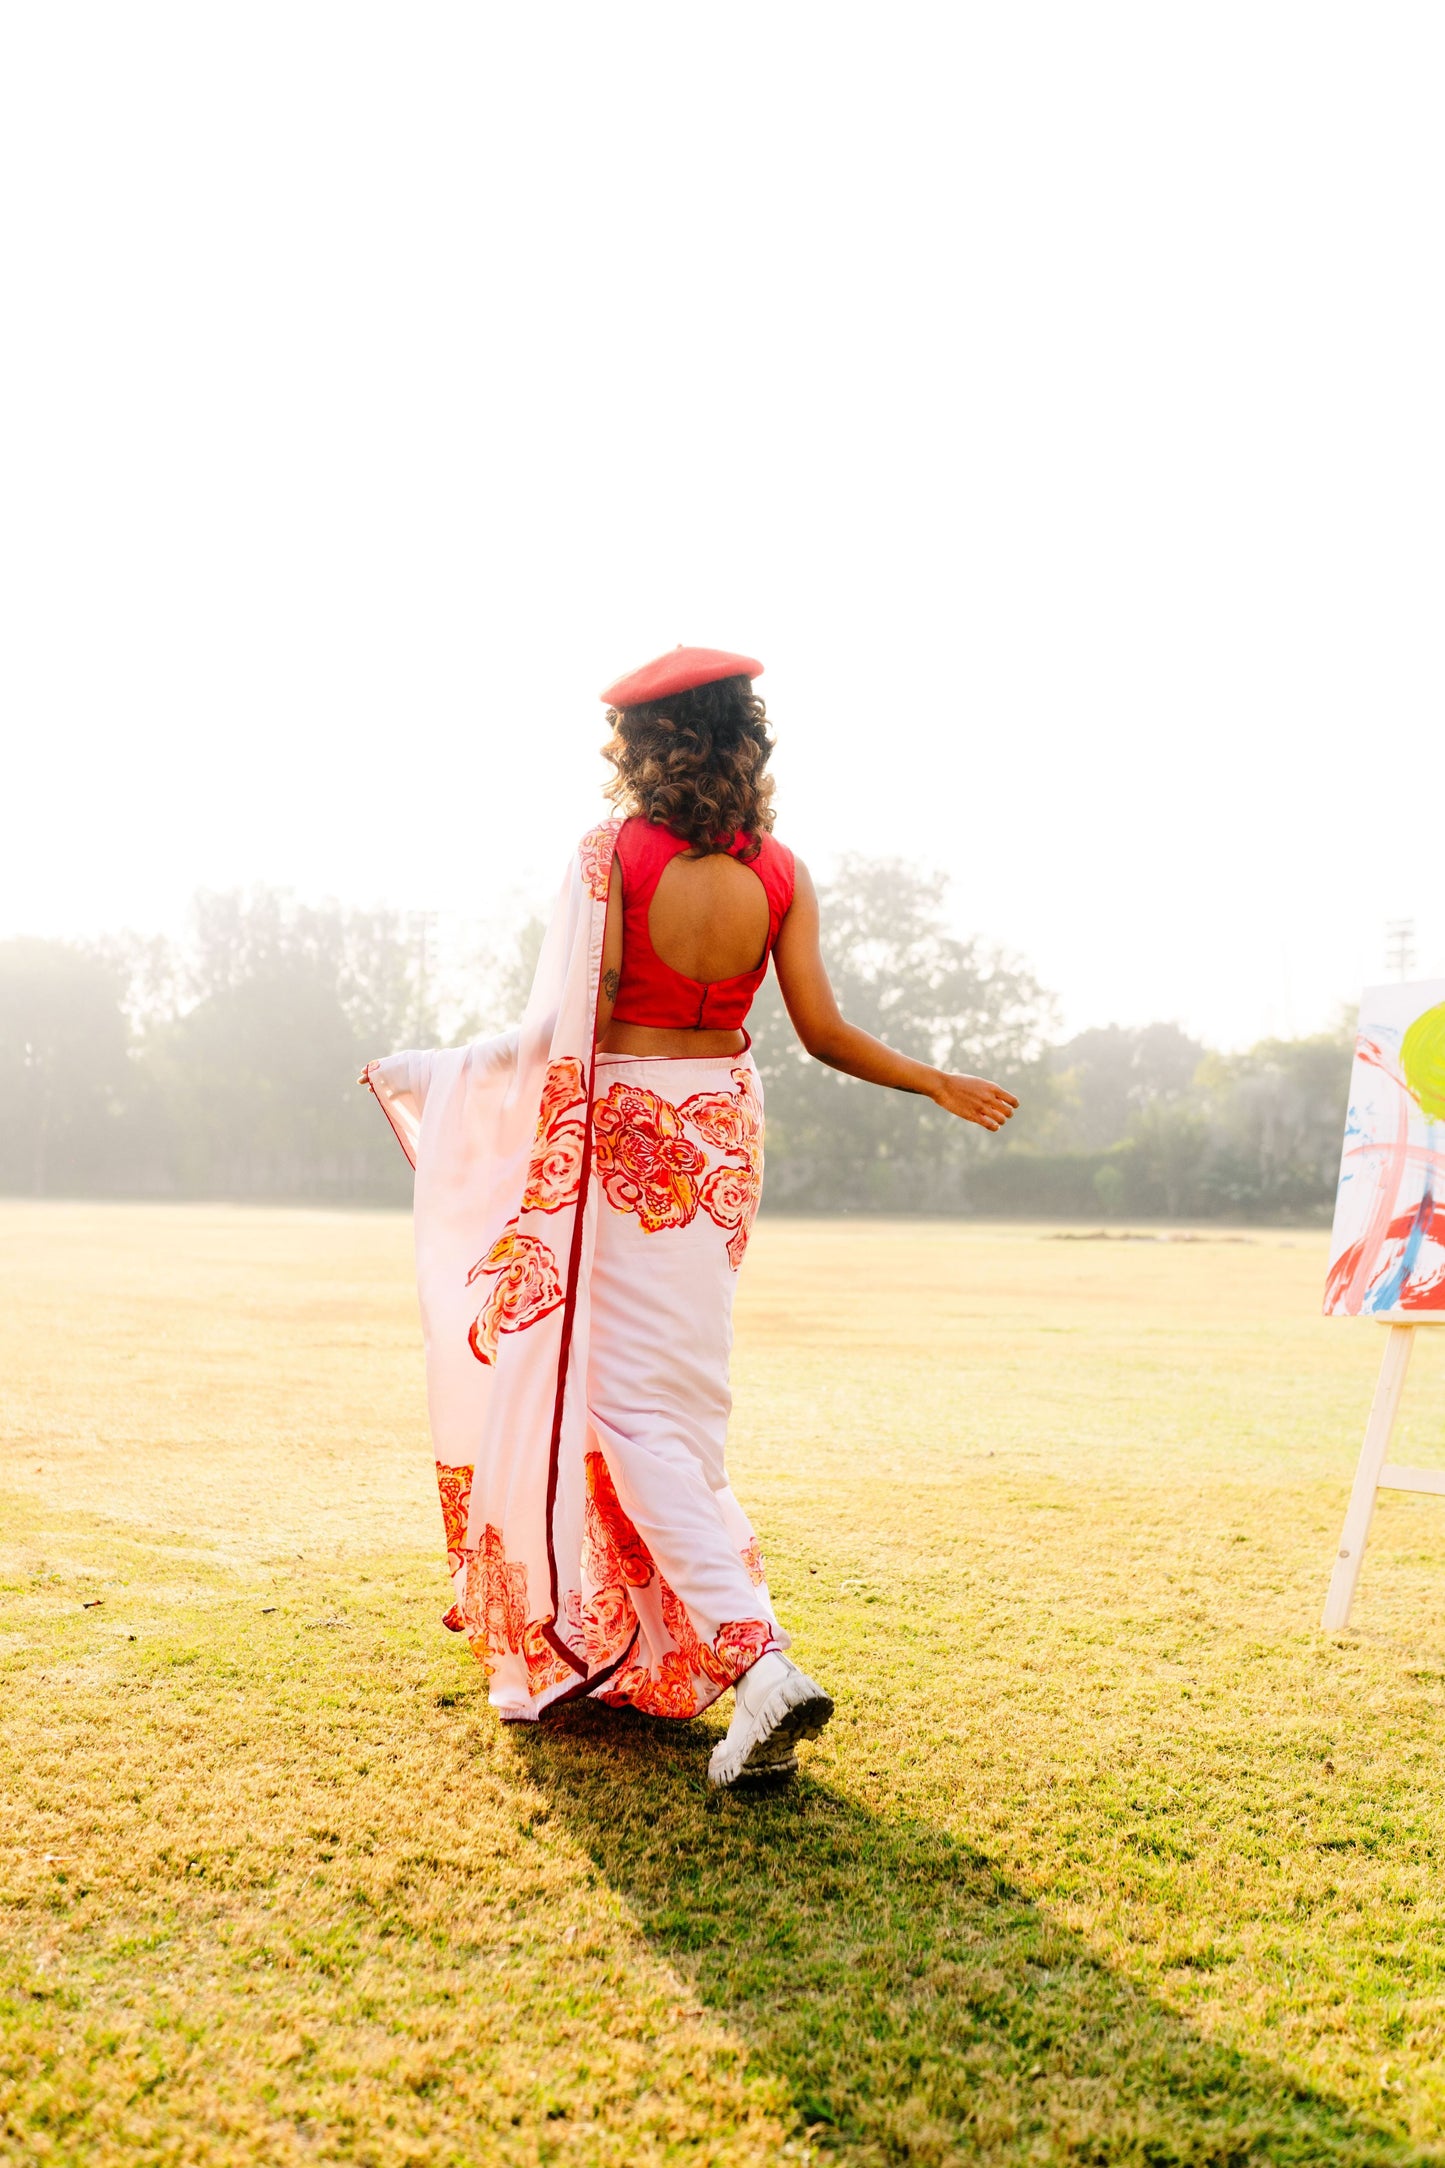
[602,968,619,1001]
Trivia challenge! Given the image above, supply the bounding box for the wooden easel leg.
[1321,1324,1416,1630]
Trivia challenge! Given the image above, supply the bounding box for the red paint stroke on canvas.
[1325,1195,1445,1315]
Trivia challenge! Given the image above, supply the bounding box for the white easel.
[1321,1320,1445,1630]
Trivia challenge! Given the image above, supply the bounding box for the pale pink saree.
[365,820,786,1721]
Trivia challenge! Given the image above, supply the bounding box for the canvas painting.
[1324,979,1445,1317]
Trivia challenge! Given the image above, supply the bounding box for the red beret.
[601,645,764,708]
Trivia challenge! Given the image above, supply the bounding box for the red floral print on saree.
[660,1578,734,1689]
[635,1650,701,1718]
[454,1523,572,1691]
[580,1580,639,1668]
[682,1063,764,1268]
[677,1090,748,1156]
[577,820,621,902]
[521,1057,588,1213]
[459,1522,528,1670]
[592,1082,707,1232]
[467,1222,565,1365]
[697,1164,756,1268]
[713,1618,775,1679]
[436,1462,474,1566]
[583,1450,655,1591]
[604,1650,699,1719]
[536,1056,586,1133]
[739,1536,766,1588]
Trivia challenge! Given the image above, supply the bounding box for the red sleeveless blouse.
[609,817,795,1031]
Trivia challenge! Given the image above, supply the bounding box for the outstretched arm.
[770,859,1019,1133]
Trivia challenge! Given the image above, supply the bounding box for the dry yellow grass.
[3,1202,1445,2165]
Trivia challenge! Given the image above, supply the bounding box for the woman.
[365,645,1017,1787]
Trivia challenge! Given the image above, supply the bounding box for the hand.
[931,1072,1019,1132]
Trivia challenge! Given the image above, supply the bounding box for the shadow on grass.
[515,1705,1423,2168]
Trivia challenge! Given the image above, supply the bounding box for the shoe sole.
[709,1675,834,1788]
[730,1750,798,1782]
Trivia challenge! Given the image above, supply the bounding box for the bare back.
[647,852,770,984]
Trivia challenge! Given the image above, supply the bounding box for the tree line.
[0,863,1352,1220]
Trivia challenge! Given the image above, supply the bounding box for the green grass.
[3,1203,1445,2163]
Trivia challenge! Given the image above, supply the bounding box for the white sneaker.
[707,1653,833,1788]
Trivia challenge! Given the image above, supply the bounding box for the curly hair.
[602,676,776,858]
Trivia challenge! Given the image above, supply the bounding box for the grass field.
[4,1203,1445,2166]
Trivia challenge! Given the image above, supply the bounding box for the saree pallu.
[365,823,784,1721]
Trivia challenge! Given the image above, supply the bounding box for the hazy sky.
[4,5,1441,1048]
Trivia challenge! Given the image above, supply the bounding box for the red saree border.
[538,822,618,1686]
